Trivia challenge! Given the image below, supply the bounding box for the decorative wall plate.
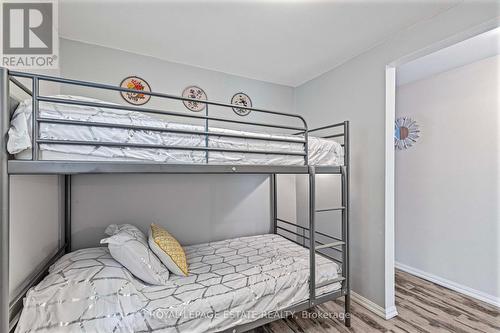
[231,92,252,116]
[120,76,151,105]
[182,86,207,112]
[395,117,420,150]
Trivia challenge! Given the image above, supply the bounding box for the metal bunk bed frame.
[0,67,350,333]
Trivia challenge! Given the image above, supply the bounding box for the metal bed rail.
[8,70,310,165]
[276,219,343,265]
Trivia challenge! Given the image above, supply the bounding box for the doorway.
[384,21,500,313]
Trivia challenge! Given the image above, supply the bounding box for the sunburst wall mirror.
[395,117,420,150]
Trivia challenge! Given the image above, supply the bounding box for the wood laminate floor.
[251,269,499,333]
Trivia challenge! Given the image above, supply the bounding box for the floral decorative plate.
[231,92,252,116]
[120,76,151,105]
[182,86,207,112]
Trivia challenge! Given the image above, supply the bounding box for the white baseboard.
[395,262,500,308]
[351,292,398,320]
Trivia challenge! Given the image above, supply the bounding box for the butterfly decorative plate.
[231,92,252,116]
[182,86,207,112]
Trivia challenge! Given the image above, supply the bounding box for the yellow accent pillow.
[148,224,188,276]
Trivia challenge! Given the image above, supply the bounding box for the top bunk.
[2,69,349,175]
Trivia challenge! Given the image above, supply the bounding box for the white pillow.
[100,224,169,285]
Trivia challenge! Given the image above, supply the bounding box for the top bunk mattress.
[15,234,341,333]
[7,96,344,166]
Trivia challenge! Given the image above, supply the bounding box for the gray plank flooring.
[250,269,499,332]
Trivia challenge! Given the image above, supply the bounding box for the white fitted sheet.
[16,234,341,333]
[8,96,344,166]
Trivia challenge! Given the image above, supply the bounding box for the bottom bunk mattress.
[15,234,342,333]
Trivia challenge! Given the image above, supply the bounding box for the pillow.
[100,224,169,285]
[148,224,188,276]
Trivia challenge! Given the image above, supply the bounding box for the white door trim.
[384,66,396,316]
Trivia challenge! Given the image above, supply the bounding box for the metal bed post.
[270,174,277,234]
[308,165,316,306]
[32,77,39,160]
[0,67,10,333]
[205,104,209,164]
[342,120,351,327]
[64,175,72,253]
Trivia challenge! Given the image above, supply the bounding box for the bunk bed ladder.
[271,120,350,328]
[307,120,350,327]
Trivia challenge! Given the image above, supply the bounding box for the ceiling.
[398,26,500,86]
[59,0,461,87]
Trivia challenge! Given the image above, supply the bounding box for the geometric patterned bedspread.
[15,234,341,333]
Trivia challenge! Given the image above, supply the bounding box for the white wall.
[395,55,499,302]
[59,39,297,129]
[58,39,297,249]
[276,175,298,225]
[9,176,63,296]
[294,2,499,309]
[71,174,272,249]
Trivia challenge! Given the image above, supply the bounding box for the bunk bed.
[0,67,350,333]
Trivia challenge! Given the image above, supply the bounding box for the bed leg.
[344,292,351,327]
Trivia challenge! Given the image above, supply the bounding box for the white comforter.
[16,234,341,333]
[8,96,344,165]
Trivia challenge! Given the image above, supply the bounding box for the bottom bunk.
[15,234,342,333]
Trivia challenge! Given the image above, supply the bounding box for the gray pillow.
[100,224,170,285]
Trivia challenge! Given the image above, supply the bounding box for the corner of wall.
[351,292,398,320]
